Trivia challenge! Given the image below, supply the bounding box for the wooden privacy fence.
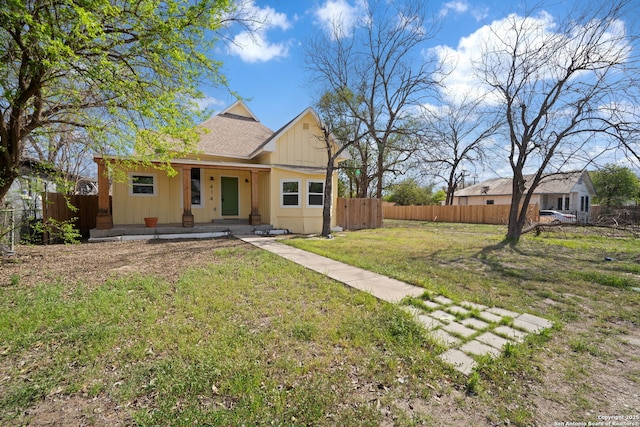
[42,192,99,239]
[336,198,383,230]
[383,203,540,225]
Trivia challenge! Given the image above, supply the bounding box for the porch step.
[89,223,273,241]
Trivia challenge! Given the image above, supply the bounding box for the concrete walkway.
[238,235,425,302]
[238,235,553,376]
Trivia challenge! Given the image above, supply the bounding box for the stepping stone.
[433,295,453,305]
[430,329,460,346]
[417,315,443,330]
[461,301,488,311]
[478,311,502,324]
[442,321,477,338]
[493,326,527,343]
[517,313,553,330]
[447,305,470,316]
[461,317,490,330]
[512,317,544,333]
[476,332,511,350]
[460,340,501,358]
[423,300,441,309]
[439,349,477,375]
[430,310,456,323]
[487,307,520,318]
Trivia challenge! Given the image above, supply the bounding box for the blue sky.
[201,0,545,130]
[198,0,636,181]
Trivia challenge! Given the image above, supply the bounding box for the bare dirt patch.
[2,237,639,426]
[1,238,246,426]
[1,237,246,289]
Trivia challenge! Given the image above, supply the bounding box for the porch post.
[181,166,194,227]
[95,160,113,230]
[249,169,261,225]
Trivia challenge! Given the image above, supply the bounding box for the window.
[459,196,468,205]
[584,196,589,212]
[557,198,563,210]
[281,180,300,207]
[130,174,156,196]
[564,197,570,211]
[307,181,324,207]
[486,200,495,205]
[580,196,585,211]
[191,168,201,206]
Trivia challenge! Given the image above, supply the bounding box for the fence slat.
[383,203,540,225]
[42,193,99,239]
[337,198,382,230]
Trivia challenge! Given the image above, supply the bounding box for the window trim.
[129,173,157,197]
[280,179,301,208]
[306,180,325,208]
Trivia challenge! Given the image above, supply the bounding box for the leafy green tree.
[0,0,238,201]
[591,164,640,207]
[386,179,443,206]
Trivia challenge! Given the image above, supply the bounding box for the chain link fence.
[1,208,16,256]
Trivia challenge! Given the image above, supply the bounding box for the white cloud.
[228,1,292,63]
[438,1,487,22]
[194,96,225,111]
[438,1,468,19]
[432,12,628,105]
[314,0,367,40]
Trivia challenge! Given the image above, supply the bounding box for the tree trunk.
[0,159,19,202]
[321,162,334,237]
[375,152,384,198]
[505,173,526,242]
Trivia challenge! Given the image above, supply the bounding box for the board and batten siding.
[267,111,327,168]
[111,166,183,225]
[268,168,338,234]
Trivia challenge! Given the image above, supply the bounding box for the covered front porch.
[93,157,272,233]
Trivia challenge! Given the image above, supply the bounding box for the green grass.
[285,220,640,424]
[2,222,639,426]
[0,244,446,426]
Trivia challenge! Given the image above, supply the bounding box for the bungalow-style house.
[91,101,348,237]
[452,171,596,222]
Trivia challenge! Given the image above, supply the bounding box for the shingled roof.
[196,101,274,158]
[455,171,590,196]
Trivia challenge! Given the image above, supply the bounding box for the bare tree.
[304,0,441,198]
[23,123,99,194]
[315,90,369,236]
[419,95,501,205]
[474,0,638,242]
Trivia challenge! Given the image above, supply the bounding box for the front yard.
[0,222,638,426]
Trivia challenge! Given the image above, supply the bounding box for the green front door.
[221,177,239,216]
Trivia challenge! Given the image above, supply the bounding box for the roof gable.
[196,101,274,158]
[219,100,260,121]
[249,107,350,161]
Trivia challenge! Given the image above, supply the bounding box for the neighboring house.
[2,159,97,241]
[452,171,596,222]
[4,159,97,222]
[93,101,349,235]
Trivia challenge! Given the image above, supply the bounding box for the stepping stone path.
[238,236,554,377]
[402,299,554,375]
